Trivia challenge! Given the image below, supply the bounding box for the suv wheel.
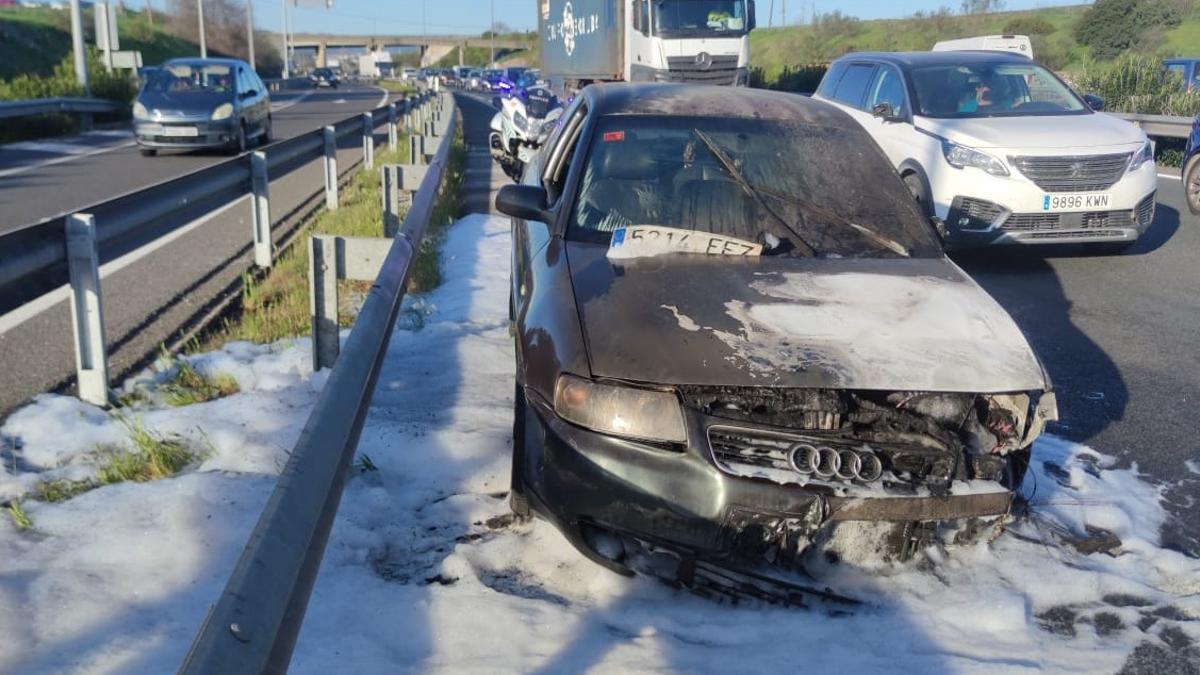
[1185,154,1200,215]
[903,172,933,218]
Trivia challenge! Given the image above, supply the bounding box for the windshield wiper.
[692,129,817,257]
[693,129,910,258]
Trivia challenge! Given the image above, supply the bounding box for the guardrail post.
[323,125,339,210]
[250,151,272,268]
[387,103,398,151]
[66,213,109,406]
[410,131,423,166]
[381,165,402,238]
[361,112,374,170]
[309,235,339,370]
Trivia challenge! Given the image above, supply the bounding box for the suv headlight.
[943,142,1009,176]
[1128,140,1154,172]
[211,103,234,121]
[553,374,687,443]
[133,102,149,119]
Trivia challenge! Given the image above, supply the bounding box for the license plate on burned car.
[1042,193,1111,212]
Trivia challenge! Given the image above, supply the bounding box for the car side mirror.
[1082,93,1104,111]
[747,0,756,30]
[872,102,900,121]
[497,184,551,222]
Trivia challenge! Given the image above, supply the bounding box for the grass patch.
[36,478,95,503]
[203,111,464,350]
[377,80,418,95]
[158,348,240,406]
[96,418,195,485]
[6,501,32,531]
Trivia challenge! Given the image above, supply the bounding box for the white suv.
[814,51,1157,249]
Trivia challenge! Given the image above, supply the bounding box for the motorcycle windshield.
[525,88,559,119]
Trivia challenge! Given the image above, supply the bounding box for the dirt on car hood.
[565,243,1047,393]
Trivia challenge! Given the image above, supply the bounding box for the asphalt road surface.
[0,84,391,231]
[0,83,409,414]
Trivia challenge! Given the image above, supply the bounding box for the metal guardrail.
[0,96,120,121]
[177,90,458,675]
[1111,112,1196,140]
[0,87,439,407]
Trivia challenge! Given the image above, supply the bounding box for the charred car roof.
[582,82,859,127]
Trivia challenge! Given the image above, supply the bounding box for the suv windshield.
[145,63,235,95]
[911,62,1087,118]
[570,115,942,259]
[654,0,749,37]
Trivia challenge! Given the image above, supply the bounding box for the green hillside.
[750,3,1200,86]
[0,6,200,81]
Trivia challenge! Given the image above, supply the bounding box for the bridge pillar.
[459,42,465,68]
[317,41,327,68]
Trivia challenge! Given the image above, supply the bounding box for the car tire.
[1184,154,1200,216]
[139,147,157,157]
[231,122,247,155]
[509,382,532,520]
[903,171,933,218]
[260,116,272,146]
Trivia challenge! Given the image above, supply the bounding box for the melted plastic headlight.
[210,103,234,121]
[553,374,687,443]
[943,142,1009,176]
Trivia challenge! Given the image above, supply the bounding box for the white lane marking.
[0,140,138,179]
[1158,172,1181,181]
[5,139,128,155]
[271,90,313,112]
[0,195,249,335]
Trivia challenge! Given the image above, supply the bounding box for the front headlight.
[133,102,149,119]
[553,374,687,443]
[210,103,234,121]
[1128,140,1154,172]
[943,142,1009,176]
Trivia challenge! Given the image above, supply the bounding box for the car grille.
[662,55,740,85]
[708,427,887,485]
[999,193,1155,232]
[1009,153,1131,192]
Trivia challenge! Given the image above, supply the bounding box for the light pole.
[490,0,495,67]
[280,0,289,78]
[69,0,89,94]
[197,0,208,57]
[246,0,256,70]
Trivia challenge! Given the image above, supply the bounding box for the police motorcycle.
[489,75,563,181]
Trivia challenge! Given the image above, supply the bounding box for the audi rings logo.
[561,2,576,56]
[788,443,884,483]
[694,51,713,70]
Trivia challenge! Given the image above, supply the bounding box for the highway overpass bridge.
[290,33,534,67]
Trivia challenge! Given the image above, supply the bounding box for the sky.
[193,0,1089,37]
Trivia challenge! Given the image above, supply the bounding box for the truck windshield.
[653,0,749,38]
[569,115,942,259]
[911,62,1088,118]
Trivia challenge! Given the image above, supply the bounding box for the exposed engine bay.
[679,386,1057,498]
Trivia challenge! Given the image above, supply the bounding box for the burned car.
[498,83,1057,581]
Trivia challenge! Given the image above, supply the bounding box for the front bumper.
[520,390,1013,566]
[932,157,1158,248]
[134,119,236,149]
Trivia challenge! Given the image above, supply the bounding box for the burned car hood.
[566,243,1047,393]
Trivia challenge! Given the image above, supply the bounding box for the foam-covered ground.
[1,214,1196,673]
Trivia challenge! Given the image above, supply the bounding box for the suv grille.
[1010,153,1131,192]
[663,55,740,85]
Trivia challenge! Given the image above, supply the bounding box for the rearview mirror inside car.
[496,185,551,223]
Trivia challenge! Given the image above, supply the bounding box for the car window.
[567,114,941,259]
[831,64,876,108]
[817,62,847,99]
[145,63,235,95]
[911,62,1086,118]
[541,98,587,200]
[867,67,907,117]
[236,68,250,95]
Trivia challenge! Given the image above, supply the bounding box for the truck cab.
[627,0,754,85]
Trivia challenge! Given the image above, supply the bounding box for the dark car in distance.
[1184,114,1200,214]
[311,67,339,88]
[497,83,1058,583]
[133,58,271,156]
